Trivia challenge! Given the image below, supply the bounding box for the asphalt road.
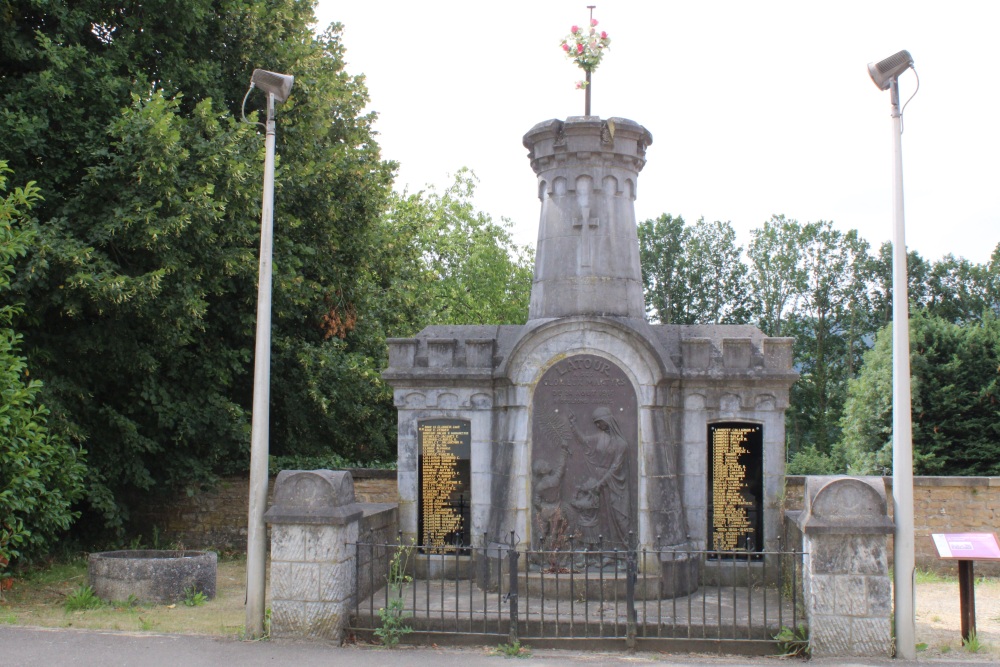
[0,626,992,667]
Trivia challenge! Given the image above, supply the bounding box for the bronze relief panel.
[531,354,638,557]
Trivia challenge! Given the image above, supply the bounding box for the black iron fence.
[350,532,806,651]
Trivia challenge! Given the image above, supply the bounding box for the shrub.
[0,163,86,574]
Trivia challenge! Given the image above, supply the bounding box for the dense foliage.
[838,312,1000,475]
[638,213,1000,475]
[1,1,395,534]
[0,163,86,571]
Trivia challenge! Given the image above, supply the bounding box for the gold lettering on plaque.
[419,422,469,553]
[711,426,755,551]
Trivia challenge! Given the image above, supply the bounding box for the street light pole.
[241,68,293,639]
[888,74,916,661]
[245,90,276,639]
[868,50,917,661]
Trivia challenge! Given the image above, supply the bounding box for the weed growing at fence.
[774,623,810,657]
[64,585,104,612]
[492,640,531,658]
[375,540,414,647]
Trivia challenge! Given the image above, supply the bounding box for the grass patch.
[915,569,952,585]
[963,630,985,653]
[3,556,246,636]
[64,585,104,612]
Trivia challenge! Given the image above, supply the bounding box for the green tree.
[637,214,748,324]
[746,215,809,337]
[837,310,1000,475]
[0,163,86,571]
[381,170,533,330]
[785,224,872,460]
[1,2,395,533]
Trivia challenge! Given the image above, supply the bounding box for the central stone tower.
[525,117,648,319]
[383,116,797,595]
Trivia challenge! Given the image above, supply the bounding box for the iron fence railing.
[350,531,806,650]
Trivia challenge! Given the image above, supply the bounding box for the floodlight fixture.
[867,50,913,91]
[250,68,294,102]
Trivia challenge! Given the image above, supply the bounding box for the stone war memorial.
[383,114,798,590]
[268,16,896,656]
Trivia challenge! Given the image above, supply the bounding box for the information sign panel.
[932,533,1000,560]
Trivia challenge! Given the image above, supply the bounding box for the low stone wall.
[130,470,398,551]
[785,475,1000,576]
[356,504,399,602]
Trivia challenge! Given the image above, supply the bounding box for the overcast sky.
[313,1,999,265]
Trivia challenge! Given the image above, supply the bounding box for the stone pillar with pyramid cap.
[524,117,650,320]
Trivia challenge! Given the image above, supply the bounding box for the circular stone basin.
[88,550,217,604]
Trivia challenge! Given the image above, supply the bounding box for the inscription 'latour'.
[551,357,614,377]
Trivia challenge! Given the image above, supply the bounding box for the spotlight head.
[251,69,294,102]
[867,50,914,91]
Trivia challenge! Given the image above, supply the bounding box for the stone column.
[797,476,894,657]
[264,470,363,640]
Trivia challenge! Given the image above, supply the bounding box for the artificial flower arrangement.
[560,18,611,89]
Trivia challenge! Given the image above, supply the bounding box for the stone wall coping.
[263,505,363,526]
[786,475,1000,489]
[359,502,398,519]
[344,468,397,480]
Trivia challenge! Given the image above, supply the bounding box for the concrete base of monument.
[702,556,779,588]
[658,550,701,598]
[413,552,473,579]
[519,569,663,601]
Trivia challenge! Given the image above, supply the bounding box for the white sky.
[314,1,1000,265]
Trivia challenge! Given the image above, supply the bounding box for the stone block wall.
[129,470,398,551]
[785,475,1000,576]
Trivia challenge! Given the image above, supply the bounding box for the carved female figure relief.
[568,406,633,550]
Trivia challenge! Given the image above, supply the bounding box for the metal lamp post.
[243,68,293,639]
[868,49,918,661]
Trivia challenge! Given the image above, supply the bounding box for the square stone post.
[797,476,894,657]
[264,470,363,640]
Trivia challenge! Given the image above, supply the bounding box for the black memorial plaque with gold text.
[531,355,638,553]
[707,422,763,554]
[418,419,471,552]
